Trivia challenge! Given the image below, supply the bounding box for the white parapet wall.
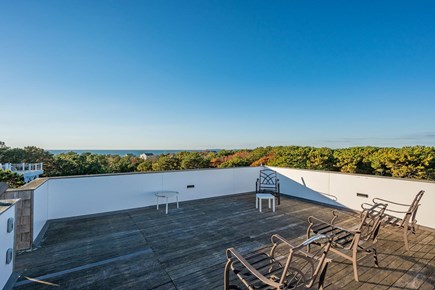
[268,166,435,229]
[0,202,16,290]
[33,180,49,242]
[31,166,435,244]
[32,167,261,242]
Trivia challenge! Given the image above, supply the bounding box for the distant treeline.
[1,141,434,188]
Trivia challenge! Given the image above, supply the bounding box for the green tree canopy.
[137,160,153,172]
[152,155,181,171]
[0,170,25,188]
[180,152,211,169]
[369,146,435,179]
[1,144,434,182]
[268,146,311,169]
[333,147,378,174]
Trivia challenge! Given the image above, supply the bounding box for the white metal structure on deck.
[0,163,44,182]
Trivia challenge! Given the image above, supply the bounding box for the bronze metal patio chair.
[365,190,425,252]
[224,234,332,290]
[256,169,281,205]
[307,203,387,282]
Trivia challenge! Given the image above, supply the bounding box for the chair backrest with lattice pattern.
[257,169,278,192]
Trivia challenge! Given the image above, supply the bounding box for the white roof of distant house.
[139,153,154,160]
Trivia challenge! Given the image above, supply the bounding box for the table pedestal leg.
[176,195,179,208]
[166,197,169,214]
[273,197,275,212]
[156,196,159,210]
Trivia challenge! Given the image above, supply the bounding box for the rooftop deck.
[13,193,435,289]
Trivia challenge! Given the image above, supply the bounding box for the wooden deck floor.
[13,193,435,289]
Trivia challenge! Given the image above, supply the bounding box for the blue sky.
[1,1,434,149]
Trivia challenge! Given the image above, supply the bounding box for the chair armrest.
[271,234,331,256]
[373,197,410,207]
[226,247,282,288]
[361,202,388,218]
[372,198,410,214]
[300,234,332,248]
[308,215,359,235]
[271,233,294,247]
[308,215,332,226]
[361,202,374,210]
[384,208,410,214]
[331,210,359,222]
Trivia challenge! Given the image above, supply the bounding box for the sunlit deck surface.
[14,193,435,289]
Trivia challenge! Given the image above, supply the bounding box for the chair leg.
[352,243,359,282]
[410,222,417,234]
[373,248,379,267]
[224,260,232,290]
[403,226,410,252]
[306,226,313,253]
[318,262,329,290]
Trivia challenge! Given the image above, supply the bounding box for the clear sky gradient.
[1,1,434,149]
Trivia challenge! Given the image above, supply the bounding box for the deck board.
[13,193,435,289]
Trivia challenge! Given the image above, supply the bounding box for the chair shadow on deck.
[276,172,344,209]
